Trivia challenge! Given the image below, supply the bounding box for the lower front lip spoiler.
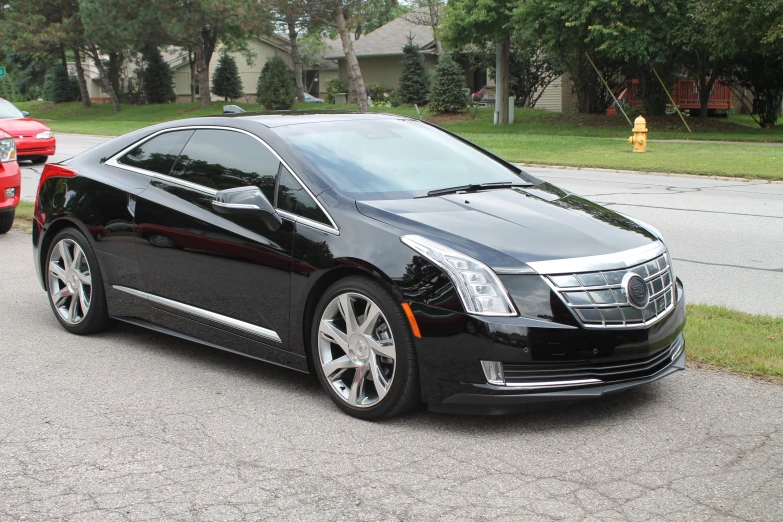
[430,348,686,415]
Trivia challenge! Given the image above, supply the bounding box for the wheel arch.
[300,261,401,374]
[38,217,100,290]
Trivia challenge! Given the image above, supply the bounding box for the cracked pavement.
[1,231,782,521]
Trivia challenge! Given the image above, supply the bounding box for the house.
[168,35,337,103]
[324,12,439,92]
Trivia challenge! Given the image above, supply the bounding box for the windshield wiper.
[424,181,532,197]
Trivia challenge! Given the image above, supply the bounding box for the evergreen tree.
[43,67,76,103]
[398,37,429,105]
[255,60,272,100]
[142,45,176,104]
[428,53,467,113]
[211,53,244,101]
[256,55,295,110]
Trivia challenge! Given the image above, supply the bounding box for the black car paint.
[32,113,686,413]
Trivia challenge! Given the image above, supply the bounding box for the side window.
[169,129,279,202]
[277,168,330,225]
[118,130,194,174]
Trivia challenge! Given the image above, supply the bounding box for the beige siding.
[174,69,191,96]
[534,76,564,112]
[336,54,437,91]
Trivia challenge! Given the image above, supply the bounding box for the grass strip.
[685,304,782,381]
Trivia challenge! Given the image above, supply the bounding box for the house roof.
[324,10,435,60]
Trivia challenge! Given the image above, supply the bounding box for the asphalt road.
[19,133,783,316]
[1,230,782,521]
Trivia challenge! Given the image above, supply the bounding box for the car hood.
[356,184,658,271]
[0,117,50,137]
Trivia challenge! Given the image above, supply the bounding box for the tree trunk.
[427,0,442,55]
[60,44,68,73]
[698,75,716,119]
[88,44,120,113]
[108,52,122,97]
[71,47,92,108]
[334,1,367,113]
[188,49,196,103]
[288,19,305,102]
[196,29,217,109]
[496,35,510,125]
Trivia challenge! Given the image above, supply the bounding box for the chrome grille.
[546,253,675,328]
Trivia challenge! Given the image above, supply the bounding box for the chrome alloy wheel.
[48,238,92,325]
[318,292,396,408]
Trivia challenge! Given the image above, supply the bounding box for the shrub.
[142,45,176,104]
[256,55,295,110]
[324,77,347,104]
[399,39,429,105]
[211,53,244,101]
[429,53,467,114]
[366,82,386,103]
[43,67,76,103]
[387,89,403,107]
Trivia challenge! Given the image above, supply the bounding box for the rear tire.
[0,210,13,234]
[45,227,112,334]
[310,276,420,420]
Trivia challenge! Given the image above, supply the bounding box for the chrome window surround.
[532,243,676,330]
[104,125,339,235]
[113,285,282,343]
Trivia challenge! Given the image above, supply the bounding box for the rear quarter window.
[118,130,194,175]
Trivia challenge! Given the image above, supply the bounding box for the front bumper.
[411,280,687,415]
[431,343,685,415]
[0,161,22,211]
[15,136,56,157]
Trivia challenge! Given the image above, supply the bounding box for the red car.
[0,128,21,234]
[0,98,56,164]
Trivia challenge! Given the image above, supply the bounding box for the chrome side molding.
[113,285,282,343]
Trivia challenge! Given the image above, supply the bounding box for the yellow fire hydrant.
[628,115,648,153]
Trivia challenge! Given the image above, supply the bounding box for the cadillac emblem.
[623,272,649,309]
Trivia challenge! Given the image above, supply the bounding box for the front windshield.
[0,100,24,119]
[276,119,528,199]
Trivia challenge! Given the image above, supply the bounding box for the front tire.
[45,227,112,334]
[0,210,13,234]
[27,156,48,165]
[311,276,420,420]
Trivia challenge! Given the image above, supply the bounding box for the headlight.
[36,131,53,140]
[0,137,16,162]
[401,235,517,316]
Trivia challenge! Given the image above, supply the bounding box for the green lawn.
[685,304,783,381]
[13,100,783,180]
[12,200,33,233]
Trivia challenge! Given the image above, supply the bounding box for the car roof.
[216,110,412,128]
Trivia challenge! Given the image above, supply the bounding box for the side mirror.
[21,111,30,117]
[212,186,282,232]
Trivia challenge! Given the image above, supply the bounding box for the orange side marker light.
[401,302,422,338]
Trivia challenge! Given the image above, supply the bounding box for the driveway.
[1,230,782,521]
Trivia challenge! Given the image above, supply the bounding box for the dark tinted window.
[277,168,329,225]
[119,130,194,174]
[169,129,280,201]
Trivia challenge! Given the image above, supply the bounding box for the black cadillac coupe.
[32,112,686,419]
